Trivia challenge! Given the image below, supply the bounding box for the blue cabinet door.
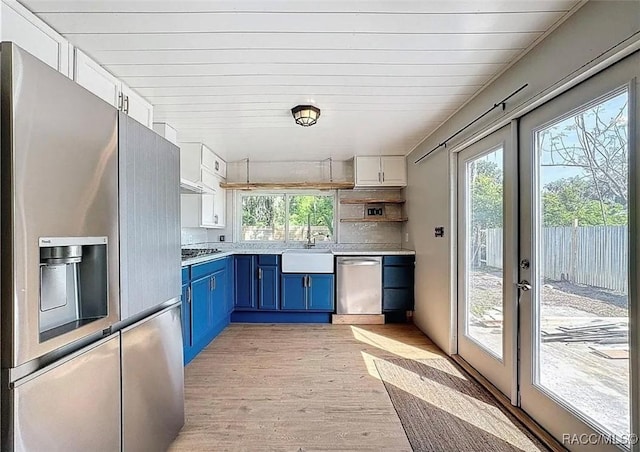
[181,283,192,348]
[225,257,234,314]
[307,274,335,311]
[234,255,257,309]
[281,274,307,310]
[191,276,212,346]
[210,268,227,321]
[258,265,279,310]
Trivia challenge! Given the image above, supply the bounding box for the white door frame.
[518,52,639,450]
[456,123,519,402]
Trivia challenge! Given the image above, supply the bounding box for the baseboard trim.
[451,354,567,452]
[332,314,385,324]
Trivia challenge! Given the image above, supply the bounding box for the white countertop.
[182,248,415,266]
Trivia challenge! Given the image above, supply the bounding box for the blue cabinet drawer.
[383,288,414,311]
[181,267,190,284]
[258,254,279,266]
[383,255,415,266]
[191,258,227,280]
[383,266,414,288]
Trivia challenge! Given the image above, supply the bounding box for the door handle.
[123,95,130,114]
[307,275,311,287]
[187,286,191,304]
[117,92,124,111]
[516,280,532,291]
[303,275,308,288]
[381,172,385,182]
[212,276,216,290]
[258,268,262,280]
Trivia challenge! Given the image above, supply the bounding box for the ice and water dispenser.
[38,237,109,342]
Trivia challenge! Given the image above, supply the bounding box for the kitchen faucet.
[305,213,316,249]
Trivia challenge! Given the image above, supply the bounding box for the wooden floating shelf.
[340,218,408,223]
[340,198,405,204]
[220,182,355,190]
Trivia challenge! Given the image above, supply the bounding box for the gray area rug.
[375,358,549,452]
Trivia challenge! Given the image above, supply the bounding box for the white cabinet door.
[74,48,121,107]
[121,84,153,128]
[2,0,71,77]
[201,144,216,173]
[355,156,382,186]
[201,168,217,192]
[213,156,227,179]
[380,156,407,186]
[212,179,226,228]
[200,192,216,227]
[179,143,202,186]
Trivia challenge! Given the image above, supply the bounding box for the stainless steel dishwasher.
[336,257,382,314]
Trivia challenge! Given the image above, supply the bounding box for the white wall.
[405,0,640,354]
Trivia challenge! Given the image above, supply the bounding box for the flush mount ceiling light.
[291,105,321,127]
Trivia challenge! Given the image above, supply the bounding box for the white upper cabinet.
[74,48,153,128]
[1,0,72,77]
[74,47,120,106]
[153,123,178,145]
[380,156,407,186]
[180,142,227,229]
[201,144,226,179]
[354,156,383,186]
[121,83,153,128]
[355,156,407,187]
[212,177,226,228]
[180,142,226,188]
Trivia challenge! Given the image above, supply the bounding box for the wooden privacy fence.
[485,225,628,294]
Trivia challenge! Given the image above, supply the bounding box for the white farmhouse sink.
[281,249,334,273]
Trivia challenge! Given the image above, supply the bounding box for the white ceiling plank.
[136,84,480,98]
[39,11,566,34]
[64,31,543,52]
[120,74,490,88]
[92,48,522,66]
[105,62,504,78]
[149,96,464,107]
[23,1,579,14]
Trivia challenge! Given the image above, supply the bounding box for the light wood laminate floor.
[169,323,444,451]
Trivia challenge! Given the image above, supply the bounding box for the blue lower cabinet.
[258,265,279,310]
[181,283,192,355]
[281,274,307,310]
[225,257,234,314]
[190,275,212,347]
[307,274,334,311]
[234,255,257,309]
[382,255,415,315]
[183,259,232,365]
[281,273,334,312]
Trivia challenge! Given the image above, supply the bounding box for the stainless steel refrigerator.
[1,43,184,451]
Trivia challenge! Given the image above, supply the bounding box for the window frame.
[236,190,337,244]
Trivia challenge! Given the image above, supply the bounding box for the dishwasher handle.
[337,258,381,266]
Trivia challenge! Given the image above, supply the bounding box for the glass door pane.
[533,89,630,437]
[457,123,515,398]
[465,147,504,359]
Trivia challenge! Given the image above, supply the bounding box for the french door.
[458,51,639,450]
[518,52,638,450]
[457,124,517,398]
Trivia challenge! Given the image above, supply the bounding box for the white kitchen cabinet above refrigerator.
[74,48,153,128]
[354,156,407,187]
[1,0,72,77]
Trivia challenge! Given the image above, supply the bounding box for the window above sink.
[238,191,335,244]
